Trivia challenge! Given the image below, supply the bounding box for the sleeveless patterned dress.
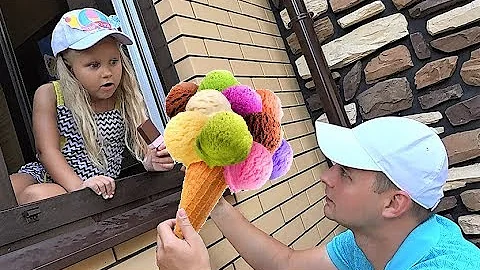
[19,81,125,183]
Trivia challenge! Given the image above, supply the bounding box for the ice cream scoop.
[222,85,263,117]
[270,139,294,180]
[195,111,253,167]
[164,111,208,166]
[256,89,284,122]
[185,89,232,116]
[165,70,294,237]
[224,142,273,193]
[198,70,240,92]
[244,112,281,153]
[165,82,198,118]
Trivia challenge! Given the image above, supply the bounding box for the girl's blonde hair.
[56,42,147,170]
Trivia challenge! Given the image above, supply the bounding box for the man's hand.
[156,208,211,270]
[143,144,175,172]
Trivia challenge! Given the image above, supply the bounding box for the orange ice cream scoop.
[256,89,283,122]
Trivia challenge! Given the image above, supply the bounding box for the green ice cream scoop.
[198,70,240,92]
[195,111,253,167]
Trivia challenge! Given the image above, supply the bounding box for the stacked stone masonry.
[283,0,480,244]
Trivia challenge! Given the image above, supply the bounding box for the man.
[156,116,480,270]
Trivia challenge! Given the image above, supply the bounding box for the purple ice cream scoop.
[222,85,262,117]
[270,139,293,180]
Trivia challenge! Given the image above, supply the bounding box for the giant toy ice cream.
[164,70,294,238]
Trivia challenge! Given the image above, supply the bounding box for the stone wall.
[279,0,480,245]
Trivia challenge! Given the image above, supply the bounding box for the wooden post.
[0,147,17,210]
[283,0,350,127]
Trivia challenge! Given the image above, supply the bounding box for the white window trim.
[111,0,168,133]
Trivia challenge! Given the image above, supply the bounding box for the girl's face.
[66,37,122,109]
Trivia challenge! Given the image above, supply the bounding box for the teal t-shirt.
[326,215,480,269]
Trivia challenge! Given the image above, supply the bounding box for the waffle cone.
[174,161,227,238]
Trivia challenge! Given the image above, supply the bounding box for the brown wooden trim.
[134,0,179,91]
[95,0,115,15]
[0,166,183,249]
[271,0,283,9]
[283,0,350,127]
[0,192,180,270]
[0,7,35,153]
[0,147,17,211]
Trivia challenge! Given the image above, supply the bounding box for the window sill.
[0,165,184,269]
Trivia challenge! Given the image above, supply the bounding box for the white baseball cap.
[315,116,448,209]
[51,8,133,57]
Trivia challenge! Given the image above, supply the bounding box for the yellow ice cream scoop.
[164,111,208,166]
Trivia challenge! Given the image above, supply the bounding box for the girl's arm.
[32,83,84,192]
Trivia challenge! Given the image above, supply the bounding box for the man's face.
[320,164,384,229]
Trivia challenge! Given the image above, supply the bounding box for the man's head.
[315,117,448,226]
[373,172,434,223]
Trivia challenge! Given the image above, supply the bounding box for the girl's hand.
[82,175,116,199]
[143,144,175,172]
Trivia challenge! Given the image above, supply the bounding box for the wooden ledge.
[0,192,180,269]
[0,165,184,252]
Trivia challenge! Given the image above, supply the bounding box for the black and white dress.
[19,81,125,183]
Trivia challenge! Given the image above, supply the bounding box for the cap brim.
[69,29,133,51]
[315,121,381,171]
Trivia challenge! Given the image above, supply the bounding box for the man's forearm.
[210,198,292,270]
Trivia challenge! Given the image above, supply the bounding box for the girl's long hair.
[56,43,147,171]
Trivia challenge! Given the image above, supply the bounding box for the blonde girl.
[10,8,174,204]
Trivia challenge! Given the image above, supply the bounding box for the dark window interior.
[0,0,145,176]
[0,0,70,172]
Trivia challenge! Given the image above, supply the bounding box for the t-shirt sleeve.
[326,230,355,270]
[326,230,373,270]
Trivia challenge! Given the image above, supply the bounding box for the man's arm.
[210,197,337,270]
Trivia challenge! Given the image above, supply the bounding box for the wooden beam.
[134,0,179,91]
[271,0,283,9]
[0,165,184,248]
[0,192,180,269]
[282,0,350,127]
[0,147,17,210]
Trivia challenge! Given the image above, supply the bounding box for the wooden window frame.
[0,0,181,268]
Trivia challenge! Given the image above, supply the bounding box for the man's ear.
[382,190,412,218]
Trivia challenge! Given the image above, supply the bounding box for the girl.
[10,8,174,204]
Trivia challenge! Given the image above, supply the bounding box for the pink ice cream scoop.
[224,142,273,193]
[222,85,262,117]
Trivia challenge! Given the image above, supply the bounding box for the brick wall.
[64,0,340,269]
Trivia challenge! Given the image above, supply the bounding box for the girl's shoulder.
[34,82,61,108]
[36,82,55,92]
